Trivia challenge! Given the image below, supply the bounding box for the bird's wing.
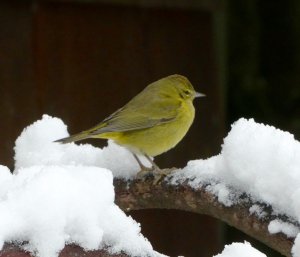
[88,97,181,135]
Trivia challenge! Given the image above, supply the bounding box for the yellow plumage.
[56,74,205,173]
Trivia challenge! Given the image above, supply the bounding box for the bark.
[0,244,129,257]
[1,175,296,257]
[115,176,295,257]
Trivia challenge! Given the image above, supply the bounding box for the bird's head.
[166,74,205,101]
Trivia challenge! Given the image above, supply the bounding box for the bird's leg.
[133,153,152,171]
[144,154,160,171]
[133,153,177,183]
[145,154,175,175]
[133,153,154,178]
[144,154,177,184]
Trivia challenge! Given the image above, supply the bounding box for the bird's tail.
[55,131,90,144]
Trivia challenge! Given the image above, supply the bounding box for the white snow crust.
[0,115,298,257]
[14,115,147,179]
[170,118,300,256]
[0,115,164,257]
[213,242,266,257]
[268,219,299,238]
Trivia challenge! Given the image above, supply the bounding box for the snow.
[292,234,300,257]
[170,118,300,255]
[0,115,165,257]
[0,167,163,257]
[213,242,266,257]
[14,115,147,179]
[268,219,299,238]
[0,115,299,257]
[249,205,267,219]
[172,118,300,213]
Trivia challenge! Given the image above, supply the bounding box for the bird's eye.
[184,90,190,96]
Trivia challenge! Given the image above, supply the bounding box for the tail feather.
[55,132,90,144]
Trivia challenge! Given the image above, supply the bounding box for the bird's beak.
[195,92,206,98]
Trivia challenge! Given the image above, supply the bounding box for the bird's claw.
[136,167,177,185]
[152,167,177,184]
[136,168,153,179]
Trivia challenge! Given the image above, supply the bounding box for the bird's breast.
[114,101,195,157]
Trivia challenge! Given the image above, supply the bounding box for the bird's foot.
[135,162,178,185]
[152,167,178,185]
[136,167,155,179]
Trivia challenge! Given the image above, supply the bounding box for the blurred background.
[0,0,299,256]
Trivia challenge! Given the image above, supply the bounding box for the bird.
[55,74,205,177]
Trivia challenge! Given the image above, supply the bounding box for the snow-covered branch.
[115,176,295,257]
[0,115,299,257]
[1,243,131,257]
[1,173,294,257]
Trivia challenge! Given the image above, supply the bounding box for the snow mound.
[171,118,300,252]
[172,118,300,214]
[1,115,296,257]
[213,242,266,257]
[14,114,148,179]
[0,166,162,257]
[0,115,165,257]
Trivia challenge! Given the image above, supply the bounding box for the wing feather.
[88,94,181,135]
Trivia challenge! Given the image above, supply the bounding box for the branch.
[114,175,295,257]
[1,174,296,257]
[1,244,130,257]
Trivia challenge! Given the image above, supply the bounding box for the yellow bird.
[56,74,205,175]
